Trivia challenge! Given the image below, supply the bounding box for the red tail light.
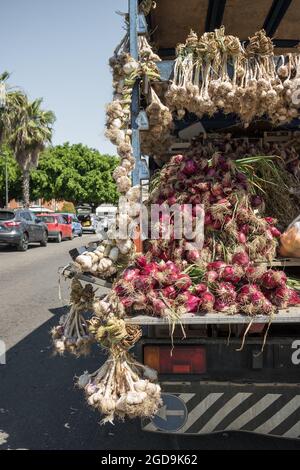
[144,345,206,374]
[4,221,21,228]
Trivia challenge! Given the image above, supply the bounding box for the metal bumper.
[143,382,300,439]
[0,231,21,244]
[48,231,60,238]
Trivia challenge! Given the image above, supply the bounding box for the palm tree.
[9,97,55,207]
[0,72,27,147]
[0,72,27,207]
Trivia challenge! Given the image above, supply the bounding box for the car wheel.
[17,232,29,251]
[56,232,62,243]
[40,231,48,247]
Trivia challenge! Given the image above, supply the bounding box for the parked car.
[36,213,72,242]
[96,204,117,233]
[0,208,48,251]
[29,205,55,215]
[60,213,83,237]
[77,213,98,234]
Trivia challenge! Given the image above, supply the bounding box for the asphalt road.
[0,237,300,450]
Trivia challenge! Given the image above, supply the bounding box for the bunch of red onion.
[114,257,193,317]
[114,255,300,317]
[146,153,280,266]
[112,153,300,318]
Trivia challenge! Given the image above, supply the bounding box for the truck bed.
[62,260,300,325]
[125,308,300,325]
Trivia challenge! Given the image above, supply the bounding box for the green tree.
[0,147,22,207]
[31,143,119,206]
[9,96,55,207]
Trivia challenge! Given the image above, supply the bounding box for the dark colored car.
[36,213,73,242]
[0,208,48,251]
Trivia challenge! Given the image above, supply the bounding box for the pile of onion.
[114,257,300,318]
[146,152,280,266]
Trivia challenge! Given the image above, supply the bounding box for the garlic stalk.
[77,352,161,424]
[51,279,95,356]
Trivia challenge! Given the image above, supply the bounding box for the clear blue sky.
[1,0,127,155]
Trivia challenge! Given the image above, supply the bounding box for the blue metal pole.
[129,0,142,187]
[129,0,138,60]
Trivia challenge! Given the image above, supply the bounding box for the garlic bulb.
[123,60,139,75]
[89,252,99,263]
[94,251,104,261]
[126,186,140,202]
[90,264,98,273]
[121,159,135,172]
[143,365,158,381]
[117,176,131,193]
[116,239,132,254]
[93,299,111,317]
[126,391,147,405]
[111,118,122,128]
[80,352,162,423]
[99,258,113,271]
[128,202,141,218]
[108,247,119,262]
[76,254,93,270]
[113,166,128,180]
[77,371,90,389]
[134,380,148,392]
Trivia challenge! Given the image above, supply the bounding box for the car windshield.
[0,211,14,221]
[38,216,56,223]
[77,214,91,222]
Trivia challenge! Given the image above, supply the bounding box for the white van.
[96,204,117,231]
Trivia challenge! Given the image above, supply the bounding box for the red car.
[36,213,73,242]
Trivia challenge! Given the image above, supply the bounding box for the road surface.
[0,237,300,450]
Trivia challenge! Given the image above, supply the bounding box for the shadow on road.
[0,309,300,450]
[0,244,41,252]
[0,236,81,253]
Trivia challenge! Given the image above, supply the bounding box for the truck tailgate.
[143,382,300,438]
